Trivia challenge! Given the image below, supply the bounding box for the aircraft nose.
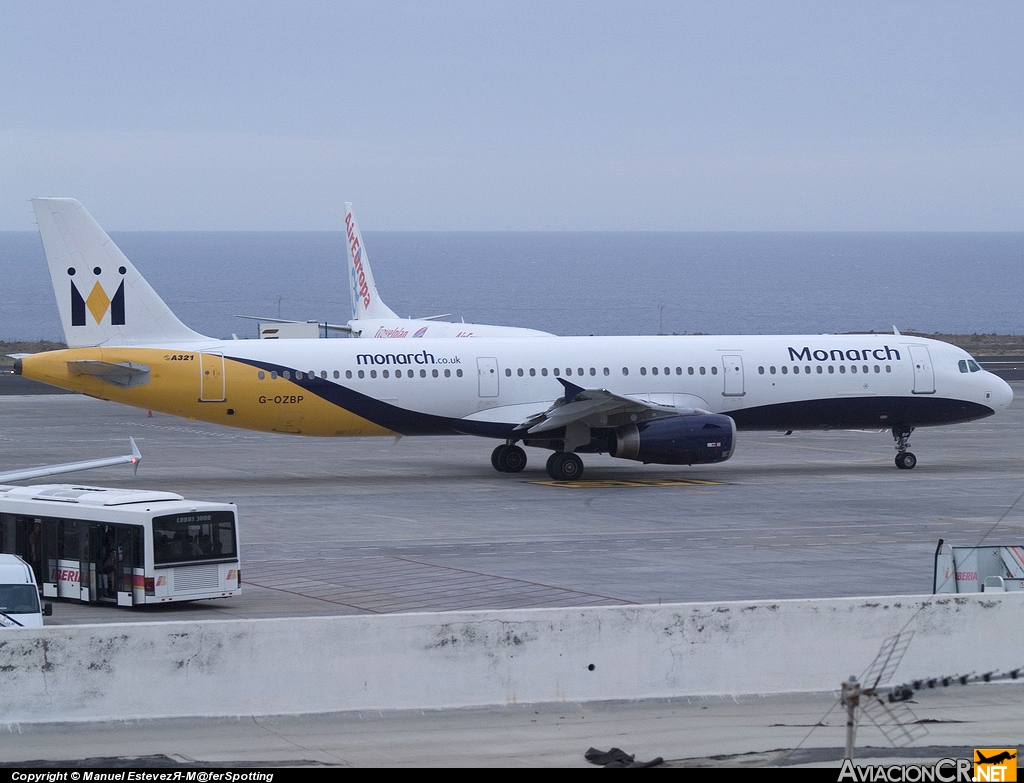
[987,374,1013,410]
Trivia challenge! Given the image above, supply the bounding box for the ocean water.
[2,231,1023,342]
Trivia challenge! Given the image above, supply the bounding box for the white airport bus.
[0,484,240,606]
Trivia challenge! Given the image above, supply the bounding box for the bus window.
[153,511,237,566]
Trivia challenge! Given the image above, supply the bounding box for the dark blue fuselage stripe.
[228,356,994,438]
[230,356,512,436]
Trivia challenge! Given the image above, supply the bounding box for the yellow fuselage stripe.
[20,348,396,437]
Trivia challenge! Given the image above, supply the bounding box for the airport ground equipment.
[0,553,51,627]
[0,484,240,606]
[933,540,1024,593]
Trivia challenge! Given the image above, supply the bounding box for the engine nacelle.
[609,414,736,465]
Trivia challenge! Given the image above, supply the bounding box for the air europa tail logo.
[68,264,126,327]
[345,212,371,309]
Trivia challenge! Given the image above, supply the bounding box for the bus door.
[1,515,44,586]
[115,525,141,606]
[91,523,139,604]
[82,522,97,602]
[39,517,58,598]
[92,524,119,603]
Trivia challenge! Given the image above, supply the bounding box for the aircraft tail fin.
[344,202,399,320]
[31,198,208,348]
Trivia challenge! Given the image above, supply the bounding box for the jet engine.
[608,413,736,465]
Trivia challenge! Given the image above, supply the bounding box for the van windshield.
[0,585,40,614]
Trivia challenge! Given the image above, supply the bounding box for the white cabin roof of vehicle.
[0,484,185,506]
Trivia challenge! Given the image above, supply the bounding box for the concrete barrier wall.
[1,593,1021,723]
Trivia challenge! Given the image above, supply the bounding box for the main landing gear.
[491,442,584,481]
[892,426,917,470]
[491,443,527,473]
[546,451,583,481]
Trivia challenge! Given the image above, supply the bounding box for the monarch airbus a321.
[16,199,1013,480]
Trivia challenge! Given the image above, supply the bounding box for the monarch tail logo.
[69,265,126,326]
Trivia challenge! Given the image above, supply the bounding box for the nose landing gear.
[892,426,916,470]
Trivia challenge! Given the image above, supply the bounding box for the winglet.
[129,437,141,475]
[344,203,399,321]
[557,378,586,403]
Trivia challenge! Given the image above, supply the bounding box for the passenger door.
[477,357,499,398]
[908,346,935,394]
[200,352,226,402]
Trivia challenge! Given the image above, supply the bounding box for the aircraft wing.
[0,438,141,483]
[517,379,704,435]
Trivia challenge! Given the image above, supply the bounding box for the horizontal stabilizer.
[68,360,150,388]
[235,315,353,334]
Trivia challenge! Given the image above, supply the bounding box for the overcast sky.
[2,1,1022,231]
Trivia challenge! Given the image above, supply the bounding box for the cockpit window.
[968,360,981,372]
[958,360,969,373]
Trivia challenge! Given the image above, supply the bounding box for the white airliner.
[18,198,1012,480]
[241,203,553,339]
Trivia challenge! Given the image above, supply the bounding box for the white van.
[0,554,52,627]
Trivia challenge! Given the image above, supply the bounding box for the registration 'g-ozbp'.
[18,199,1013,480]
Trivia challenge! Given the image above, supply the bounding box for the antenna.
[841,631,927,760]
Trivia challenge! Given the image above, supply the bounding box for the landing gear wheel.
[546,452,559,475]
[491,444,511,472]
[895,452,917,470]
[546,452,584,481]
[891,426,916,470]
[503,445,527,473]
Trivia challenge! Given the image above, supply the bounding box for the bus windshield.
[153,511,237,566]
[0,585,41,614]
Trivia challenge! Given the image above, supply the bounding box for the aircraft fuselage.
[18,333,1010,440]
